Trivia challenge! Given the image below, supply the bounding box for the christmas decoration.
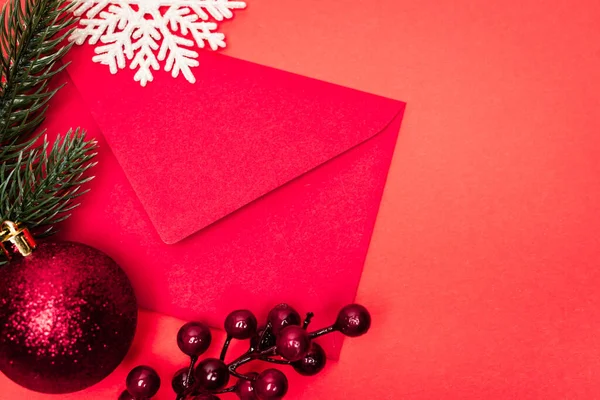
[0,0,98,258]
[124,366,161,399]
[118,303,372,399]
[70,0,247,86]
[0,0,135,393]
[0,223,138,394]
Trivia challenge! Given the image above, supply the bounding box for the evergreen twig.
[0,0,97,254]
[0,0,77,163]
[0,131,97,238]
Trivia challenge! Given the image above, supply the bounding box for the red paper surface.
[3,0,600,398]
[54,45,405,359]
[64,46,403,245]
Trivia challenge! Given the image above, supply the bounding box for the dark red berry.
[172,367,195,394]
[225,309,258,340]
[276,325,311,361]
[268,304,301,335]
[292,342,327,376]
[254,369,288,400]
[251,326,276,350]
[195,358,230,391]
[125,365,161,398]
[177,321,212,356]
[118,390,136,400]
[234,372,259,399]
[335,304,371,337]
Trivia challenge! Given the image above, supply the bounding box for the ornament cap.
[1,221,37,260]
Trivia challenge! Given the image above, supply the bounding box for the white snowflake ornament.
[70,0,246,86]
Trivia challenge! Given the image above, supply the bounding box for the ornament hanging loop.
[0,221,36,260]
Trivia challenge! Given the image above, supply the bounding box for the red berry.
[234,372,259,399]
[292,342,327,376]
[225,310,258,340]
[171,367,195,394]
[268,304,301,335]
[125,365,161,398]
[195,358,230,391]
[335,304,371,337]
[177,322,212,356]
[254,369,288,400]
[276,325,311,362]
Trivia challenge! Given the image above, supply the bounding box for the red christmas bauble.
[0,241,137,394]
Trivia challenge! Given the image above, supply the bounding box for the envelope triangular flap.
[65,48,403,244]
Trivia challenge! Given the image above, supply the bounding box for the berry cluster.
[119,303,371,399]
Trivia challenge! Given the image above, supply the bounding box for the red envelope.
[48,44,405,358]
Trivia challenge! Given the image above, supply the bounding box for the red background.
[2,0,600,398]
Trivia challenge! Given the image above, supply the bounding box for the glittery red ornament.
[0,241,137,394]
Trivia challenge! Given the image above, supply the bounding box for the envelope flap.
[65,45,403,244]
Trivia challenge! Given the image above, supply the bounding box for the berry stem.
[259,346,278,356]
[259,356,291,365]
[303,312,315,329]
[220,335,232,361]
[227,343,280,380]
[309,325,336,339]
[227,352,256,380]
[213,385,236,394]
[183,355,198,389]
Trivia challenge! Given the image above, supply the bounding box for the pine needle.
[0,131,97,236]
[0,0,78,164]
[0,0,97,250]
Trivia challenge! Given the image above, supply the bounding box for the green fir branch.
[0,0,77,164]
[0,131,98,238]
[0,0,97,251]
